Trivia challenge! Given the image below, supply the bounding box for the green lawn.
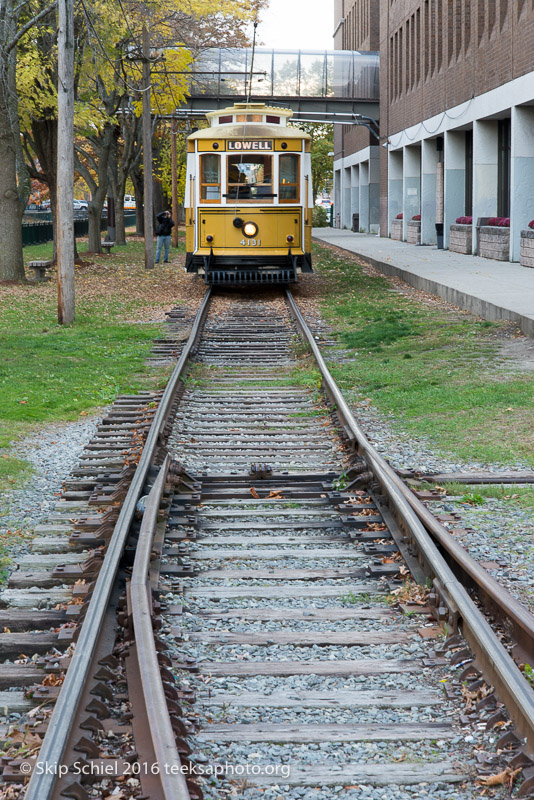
[312,241,534,466]
[0,235,189,489]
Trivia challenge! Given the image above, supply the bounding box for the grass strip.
[0,237,188,487]
[313,241,534,466]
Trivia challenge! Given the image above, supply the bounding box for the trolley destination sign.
[227,140,273,151]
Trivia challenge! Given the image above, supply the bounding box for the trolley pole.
[142,23,154,269]
[57,0,75,324]
[171,120,179,248]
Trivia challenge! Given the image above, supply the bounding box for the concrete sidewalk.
[312,228,534,337]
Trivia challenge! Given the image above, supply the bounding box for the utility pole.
[57,0,75,323]
[142,23,154,269]
[171,120,178,248]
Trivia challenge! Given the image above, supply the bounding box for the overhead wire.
[233,18,259,220]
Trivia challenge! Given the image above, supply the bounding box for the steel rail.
[130,456,191,798]
[286,291,534,652]
[286,288,534,751]
[25,288,212,800]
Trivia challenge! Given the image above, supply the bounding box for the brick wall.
[334,1,380,182]
[375,0,534,235]
[383,0,534,138]
[379,0,390,233]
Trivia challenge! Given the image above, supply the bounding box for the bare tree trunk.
[153,178,164,218]
[115,202,126,245]
[80,123,114,253]
[87,203,103,252]
[0,9,26,282]
[57,0,75,324]
[142,23,154,269]
[31,118,58,258]
[132,170,144,236]
[0,111,25,281]
[171,121,178,247]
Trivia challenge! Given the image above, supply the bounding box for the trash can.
[352,213,360,232]
[435,222,444,249]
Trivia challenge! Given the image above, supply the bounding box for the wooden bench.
[100,241,115,255]
[28,260,53,281]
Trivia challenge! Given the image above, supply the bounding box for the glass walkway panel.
[178,48,379,120]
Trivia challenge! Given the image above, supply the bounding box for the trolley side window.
[200,154,221,201]
[279,154,300,202]
[226,154,273,202]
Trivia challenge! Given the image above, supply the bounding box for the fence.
[21,212,137,247]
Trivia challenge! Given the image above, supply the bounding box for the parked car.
[124,194,136,209]
[73,199,88,210]
[41,199,51,210]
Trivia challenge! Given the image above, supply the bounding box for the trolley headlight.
[243,221,258,238]
[206,235,214,243]
[286,235,294,243]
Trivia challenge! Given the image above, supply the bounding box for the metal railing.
[21,212,137,247]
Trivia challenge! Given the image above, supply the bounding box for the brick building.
[333,0,380,231]
[334,0,534,260]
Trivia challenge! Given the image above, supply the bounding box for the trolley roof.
[188,102,311,141]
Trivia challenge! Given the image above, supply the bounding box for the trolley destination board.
[227,140,273,151]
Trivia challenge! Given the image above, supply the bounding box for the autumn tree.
[19,2,87,261]
[291,121,333,203]
[0,0,57,281]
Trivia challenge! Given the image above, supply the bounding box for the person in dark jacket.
[155,210,175,263]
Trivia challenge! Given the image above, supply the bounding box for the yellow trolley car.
[185,102,313,284]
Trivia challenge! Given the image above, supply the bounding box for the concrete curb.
[313,237,534,338]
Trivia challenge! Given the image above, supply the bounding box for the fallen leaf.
[477,767,521,787]
[249,487,260,499]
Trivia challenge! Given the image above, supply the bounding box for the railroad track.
[1,288,534,799]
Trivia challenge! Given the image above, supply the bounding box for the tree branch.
[74,153,96,193]
[6,1,58,54]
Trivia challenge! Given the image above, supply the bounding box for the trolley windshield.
[226,154,273,201]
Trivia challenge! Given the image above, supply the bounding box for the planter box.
[406,220,421,245]
[478,226,510,261]
[520,229,534,268]
[390,219,403,240]
[448,224,472,255]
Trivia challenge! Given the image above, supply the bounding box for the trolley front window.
[279,154,300,202]
[226,154,273,202]
[200,154,221,201]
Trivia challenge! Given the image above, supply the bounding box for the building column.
[472,119,498,254]
[343,165,352,229]
[351,165,360,230]
[387,150,403,235]
[510,105,534,262]
[403,145,421,240]
[421,139,438,245]
[369,148,380,233]
[359,161,370,232]
[334,167,341,228]
[444,130,467,248]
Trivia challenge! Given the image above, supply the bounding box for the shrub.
[411,214,421,221]
[312,205,329,227]
[395,213,403,220]
[487,217,510,227]
[528,220,534,230]
[455,216,473,224]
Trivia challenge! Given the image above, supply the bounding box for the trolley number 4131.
[240,239,261,247]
